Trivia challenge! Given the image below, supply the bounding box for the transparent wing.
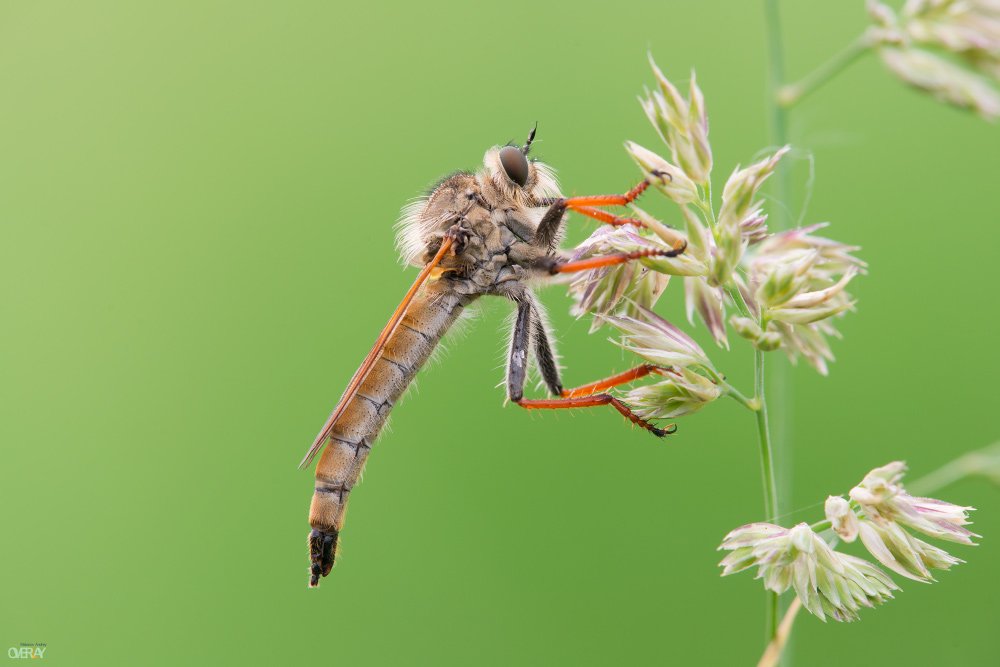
[298,236,455,468]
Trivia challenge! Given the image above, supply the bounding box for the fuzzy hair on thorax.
[395,145,563,270]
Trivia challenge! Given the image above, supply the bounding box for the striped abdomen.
[308,284,471,583]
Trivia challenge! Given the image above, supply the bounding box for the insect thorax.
[396,143,564,288]
[402,169,561,300]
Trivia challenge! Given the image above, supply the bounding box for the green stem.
[754,348,780,642]
[702,365,758,411]
[753,353,778,518]
[908,441,1000,496]
[726,383,759,412]
[704,179,717,224]
[778,35,872,108]
[765,0,790,224]
[763,10,792,637]
[809,519,832,533]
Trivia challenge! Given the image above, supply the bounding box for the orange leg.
[516,394,676,437]
[562,178,655,209]
[571,206,646,228]
[547,242,687,275]
[561,364,675,398]
[534,178,669,248]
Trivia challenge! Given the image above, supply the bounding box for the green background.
[2,1,998,664]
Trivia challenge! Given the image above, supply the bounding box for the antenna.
[522,122,538,155]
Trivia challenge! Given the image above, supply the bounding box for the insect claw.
[649,168,673,184]
[656,423,678,437]
[666,239,687,257]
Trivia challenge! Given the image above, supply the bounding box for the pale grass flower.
[751,223,865,285]
[904,0,1000,71]
[868,0,1000,118]
[740,209,769,246]
[720,460,980,621]
[625,206,708,275]
[850,461,979,544]
[718,523,898,622]
[857,517,964,581]
[666,200,733,349]
[880,46,1000,118]
[568,227,671,330]
[769,319,841,375]
[825,495,860,542]
[684,277,729,349]
[641,55,713,183]
[711,147,789,287]
[730,315,782,351]
[730,315,763,341]
[624,141,699,205]
[606,306,714,371]
[623,367,721,419]
[628,63,808,357]
[567,220,704,330]
[744,223,865,374]
[835,461,979,581]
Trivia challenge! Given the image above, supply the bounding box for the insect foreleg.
[560,175,665,208]
[533,200,569,249]
[423,219,473,262]
[533,177,669,248]
[538,176,663,212]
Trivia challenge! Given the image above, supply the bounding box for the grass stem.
[763,1,788,651]
[755,348,780,642]
[778,35,871,108]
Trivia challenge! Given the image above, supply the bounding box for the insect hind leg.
[308,528,339,588]
[515,394,675,437]
[506,289,674,437]
[561,363,671,398]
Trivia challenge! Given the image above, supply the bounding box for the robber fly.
[301,127,686,587]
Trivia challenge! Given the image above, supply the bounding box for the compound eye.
[498,146,530,187]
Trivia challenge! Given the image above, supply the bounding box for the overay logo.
[7,643,46,659]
